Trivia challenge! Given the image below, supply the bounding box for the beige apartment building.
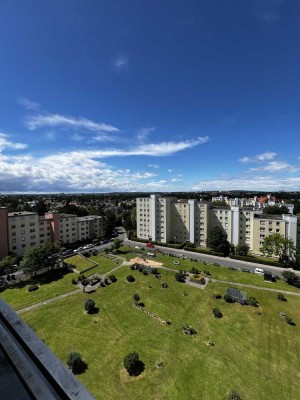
[0,209,103,259]
[136,195,300,256]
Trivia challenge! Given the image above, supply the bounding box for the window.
[11,225,16,229]
[30,229,35,233]
[21,224,25,227]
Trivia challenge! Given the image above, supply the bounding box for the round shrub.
[85,298,96,314]
[127,275,135,282]
[228,390,242,400]
[277,293,287,301]
[123,352,144,376]
[224,293,234,303]
[28,284,39,292]
[67,351,84,374]
[133,293,140,302]
[248,297,258,307]
[71,278,77,285]
[212,307,223,318]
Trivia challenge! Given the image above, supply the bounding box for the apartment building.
[0,209,103,259]
[77,216,103,241]
[136,195,299,255]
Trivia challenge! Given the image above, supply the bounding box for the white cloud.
[148,164,159,169]
[168,169,173,172]
[137,127,155,142]
[113,55,129,71]
[0,136,208,192]
[239,152,277,163]
[0,133,28,151]
[250,161,300,173]
[18,96,40,111]
[25,114,119,135]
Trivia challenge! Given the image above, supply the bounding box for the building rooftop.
[255,214,283,220]
[8,211,37,217]
[77,215,102,221]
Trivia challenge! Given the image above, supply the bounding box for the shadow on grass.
[128,361,145,377]
[73,360,88,375]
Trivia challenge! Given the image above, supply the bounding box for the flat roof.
[8,211,37,217]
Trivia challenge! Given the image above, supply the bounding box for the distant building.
[0,209,103,259]
[136,195,300,256]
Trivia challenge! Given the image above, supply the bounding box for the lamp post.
[174,236,177,245]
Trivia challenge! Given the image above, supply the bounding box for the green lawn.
[119,247,300,293]
[88,254,122,275]
[21,266,300,400]
[0,270,79,311]
[64,255,97,272]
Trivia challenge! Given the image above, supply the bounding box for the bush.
[248,297,258,307]
[127,275,135,282]
[285,315,295,326]
[203,270,211,276]
[228,390,242,400]
[161,282,168,288]
[28,284,39,292]
[85,298,96,314]
[183,324,197,335]
[183,247,224,257]
[282,271,300,287]
[133,293,140,302]
[189,267,200,274]
[108,274,117,283]
[212,307,223,318]
[67,351,85,374]
[71,278,77,285]
[277,293,287,301]
[175,272,186,283]
[100,281,106,287]
[142,270,148,276]
[224,294,234,303]
[123,352,144,376]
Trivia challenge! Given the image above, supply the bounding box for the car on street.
[241,268,250,273]
[146,243,154,248]
[135,245,143,249]
[254,268,264,275]
[147,252,156,257]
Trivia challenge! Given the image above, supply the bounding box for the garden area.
[20,265,300,400]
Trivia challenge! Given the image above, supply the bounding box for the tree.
[20,241,62,276]
[0,256,17,275]
[228,390,242,400]
[260,233,295,260]
[123,352,144,376]
[277,293,287,301]
[67,351,85,374]
[85,298,96,314]
[111,238,122,253]
[175,272,186,283]
[235,244,250,256]
[282,271,300,288]
[263,205,289,215]
[126,275,135,282]
[207,226,227,253]
[248,296,258,307]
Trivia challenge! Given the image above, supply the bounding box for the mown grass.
[0,270,79,310]
[21,266,300,400]
[64,255,97,272]
[119,246,300,293]
[88,254,122,275]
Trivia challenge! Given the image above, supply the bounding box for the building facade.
[136,195,300,256]
[0,209,103,258]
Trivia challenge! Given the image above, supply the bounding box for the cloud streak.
[0,133,28,151]
[239,151,277,163]
[18,96,40,111]
[25,113,119,134]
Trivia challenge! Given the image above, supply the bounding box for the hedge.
[131,237,186,249]
[229,254,283,267]
[183,247,224,257]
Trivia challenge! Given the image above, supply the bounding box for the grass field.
[21,265,300,400]
[64,254,97,272]
[0,270,78,310]
[89,254,122,275]
[119,247,300,293]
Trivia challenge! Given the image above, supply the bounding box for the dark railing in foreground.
[0,298,95,400]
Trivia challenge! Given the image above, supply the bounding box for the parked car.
[62,249,74,256]
[241,268,250,273]
[135,245,143,249]
[147,252,156,257]
[146,243,154,248]
[254,268,264,275]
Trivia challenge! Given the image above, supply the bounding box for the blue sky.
[1,0,300,193]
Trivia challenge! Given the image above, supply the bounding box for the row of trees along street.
[206,226,297,264]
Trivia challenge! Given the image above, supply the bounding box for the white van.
[254,268,264,275]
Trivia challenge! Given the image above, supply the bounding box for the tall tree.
[20,241,62,276]
[263,205,289,215]
[260,233,295,260]
[0,256,17,275]
[207,226,227,252]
